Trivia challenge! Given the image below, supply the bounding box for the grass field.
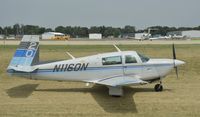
[0,44,200,117]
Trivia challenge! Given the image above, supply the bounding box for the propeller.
[172,44,178,78]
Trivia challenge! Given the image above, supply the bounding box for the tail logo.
[26,42,37,57]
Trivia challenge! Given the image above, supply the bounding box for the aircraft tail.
[7,35,39,72]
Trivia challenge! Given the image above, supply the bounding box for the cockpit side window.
[138,53,150,63]
[125,55,137,64]
[102,56,122,65]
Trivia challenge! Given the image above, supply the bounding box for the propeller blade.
[173,44,178,79]
[172,44,176,60]
[175,67,178,79]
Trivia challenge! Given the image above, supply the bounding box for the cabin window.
[138,53,150,63]
[125,55,137,64]
[102,56,122,65]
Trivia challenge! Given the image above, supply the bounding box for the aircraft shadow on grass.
[6,84,39,98]
[6,84,171,113]
[35,85,155,113]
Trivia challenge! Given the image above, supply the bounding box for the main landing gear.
[154,81,163,92]
[108,86,123,97]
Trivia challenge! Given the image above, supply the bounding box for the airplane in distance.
[7,35,185,96]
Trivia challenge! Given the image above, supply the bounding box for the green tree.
[38,27,46,34]
[13,24,20,35]
[78,27,88,37]
[122,25,135,34]
[0,26,3,34]
[55,26,66,33]
[65,26,73,36]
[147,26,177,36]
[73,26,81,38]
[104,27,113,37]
[178,27,193,31]
[72,27,89,38]
[99,26,106,36]
[23,25,40,34]
[89,26,101,33]
[45,28,53,32]
[194,26,200,30]
[4,26,14,35]
[113,28,121,37]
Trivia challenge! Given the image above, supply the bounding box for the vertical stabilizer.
[8,35,40,69]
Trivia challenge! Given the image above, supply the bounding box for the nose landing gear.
[154,81,163,92]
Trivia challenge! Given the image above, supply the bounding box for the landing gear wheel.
[154,84,163,92]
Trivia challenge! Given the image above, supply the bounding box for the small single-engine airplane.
[7,35,185,96]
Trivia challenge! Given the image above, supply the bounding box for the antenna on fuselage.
[113,44,121,52]
[66,52,75,59]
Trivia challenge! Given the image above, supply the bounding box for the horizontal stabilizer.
[8,65,37,73]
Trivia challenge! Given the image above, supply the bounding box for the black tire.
[111,95,121,98]
[154,84,163,92]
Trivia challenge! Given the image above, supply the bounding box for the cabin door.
[123,55,142,76]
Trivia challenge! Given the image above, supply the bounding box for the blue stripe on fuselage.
[33,64,172,73]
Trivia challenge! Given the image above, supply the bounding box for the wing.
[88,75,148,87]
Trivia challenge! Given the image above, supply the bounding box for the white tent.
[42,32,65,40]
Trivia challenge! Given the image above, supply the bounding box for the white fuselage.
[9,51,184,85]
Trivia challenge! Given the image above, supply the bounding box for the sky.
[0,0,200,29]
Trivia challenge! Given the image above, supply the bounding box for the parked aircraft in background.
[135,28,162,41]
[172,35,186,39]
[149,35,172,41]
[7,35,185,96]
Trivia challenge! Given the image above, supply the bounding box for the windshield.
[137,53,150,63]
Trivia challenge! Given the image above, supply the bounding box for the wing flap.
[90,76,148,87]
